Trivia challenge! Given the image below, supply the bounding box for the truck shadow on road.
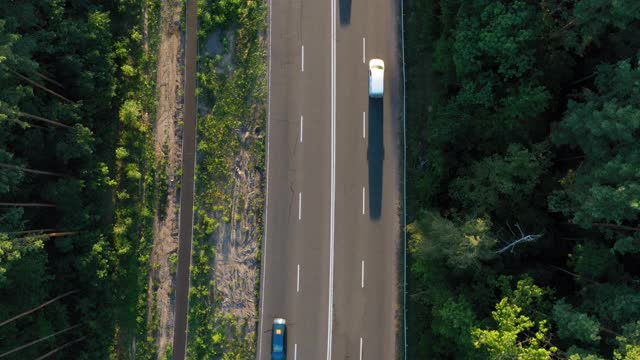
[367,98,384,221]
[340,0,351,25]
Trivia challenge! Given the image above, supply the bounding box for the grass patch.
[186,0,267,358]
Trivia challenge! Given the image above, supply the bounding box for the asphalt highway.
[257,0,401,359]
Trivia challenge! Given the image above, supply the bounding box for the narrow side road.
[172,0,198,358]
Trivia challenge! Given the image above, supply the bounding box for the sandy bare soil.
[147,0,183,357]
[212,142,262,330]
[200,30,265,340]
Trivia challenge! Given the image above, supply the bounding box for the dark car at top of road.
[271,318,287,360]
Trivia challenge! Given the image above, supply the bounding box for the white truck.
[368,59,385,98]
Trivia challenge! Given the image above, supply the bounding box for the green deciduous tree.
[0,150,23,195]
[569,241,618,281]
[56,124,95,166]
[409,210,496,274]
[0,233,41,286]
[567,348,606,360]
[431,295,480,357]
[473,278,557,359]
[552,300,601,343]
[580,283,640,327]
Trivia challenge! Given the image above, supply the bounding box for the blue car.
[271,318,287,360]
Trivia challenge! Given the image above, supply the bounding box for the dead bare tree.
[34,337,85,360]
[2,117,42,129]
[0,164,65,177]
[593,222,640,232]
[0,203,56,208]
[549,3,640,38]
[0,290,79,327]
[30,70,64,90]
[1,232,77,259]
[548,264,583,280]
[5,229,55,235]
[0,324,80,358]
[12,232,79,242]
[497,223,543,254]
[7,69,74,104]
[17,111,72,128]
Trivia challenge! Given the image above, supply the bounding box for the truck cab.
[368,59,385,98]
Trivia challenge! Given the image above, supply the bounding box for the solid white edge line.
[362,111,366,138]
[400,0,408,357]
[300,115,304,143]
[361,260,364,288]
[257,0,273,357]
[298,192,302,220]
[295,343,298,360]
[301,45,304,72]
[362,186,365,215]
[297,264,300,293]
[327,0,336,357]
[359,337,363,360]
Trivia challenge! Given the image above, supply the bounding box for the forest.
[405,0,640,358]
[0,0,158,359]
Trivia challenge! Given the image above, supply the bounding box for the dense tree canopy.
[406,0,640,358]
[550,59,640,233]
[0,0,157,358]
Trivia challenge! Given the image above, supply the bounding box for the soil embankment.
[147,0,183,357]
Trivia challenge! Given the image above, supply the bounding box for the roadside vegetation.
[0,0,160,359]
[405,0,640,358]
[187,0,267,358]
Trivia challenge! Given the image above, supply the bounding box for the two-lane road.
[258,0,331,358]
[333,0,401,358]
[258,0,401,358]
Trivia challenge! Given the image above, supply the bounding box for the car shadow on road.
[340,0,351,25]
[367,98,384,221]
